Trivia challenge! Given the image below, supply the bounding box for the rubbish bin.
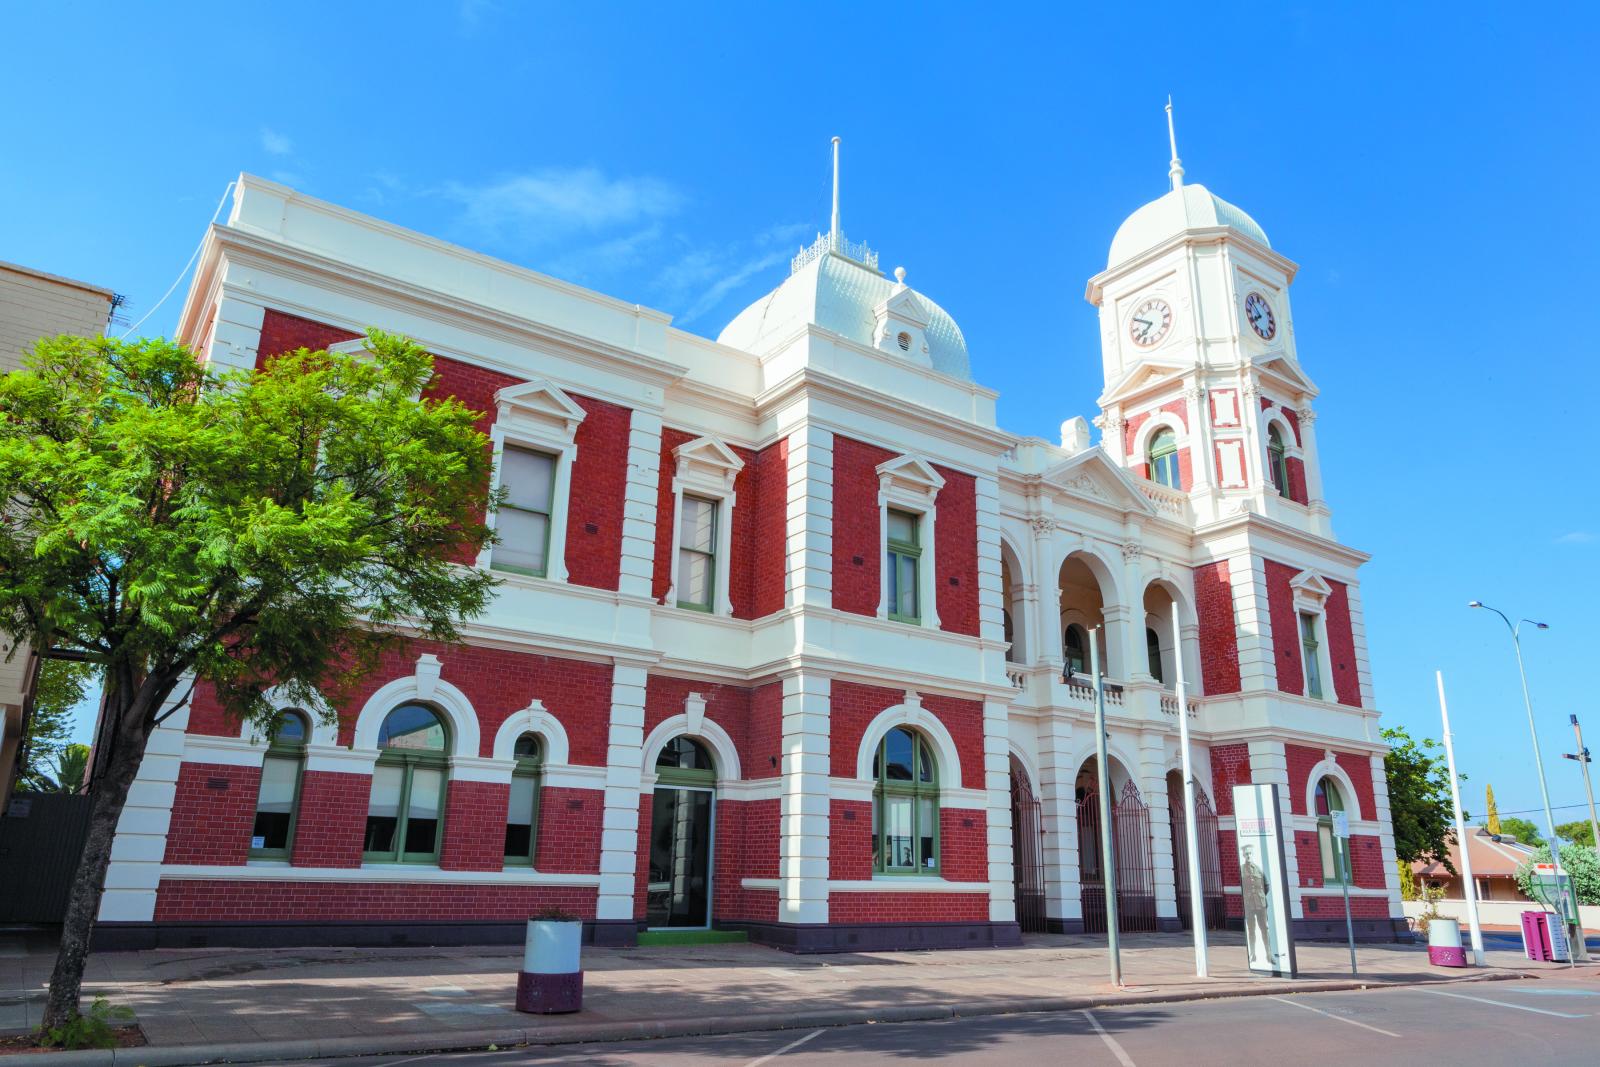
[1427,916,1467,966]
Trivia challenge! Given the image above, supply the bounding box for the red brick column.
[291,770,369,868]
[440,779,510,872]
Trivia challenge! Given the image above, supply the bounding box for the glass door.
[646,786,713,929]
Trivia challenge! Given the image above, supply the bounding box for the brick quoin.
[163,763,260,866]
[290,771,368,868]
[1324,581,1364,707]
[1209,743,1252,817]
[827,892,987,923]
[535,786,603,873]
[831,436,896,617]
[830,681,985,791]
[563,395,631,591]
[932,464,980,637]
[1263,559,1303,695]
[1193,561,1242,695]
[439,779,509,872]
[152,880,598,922]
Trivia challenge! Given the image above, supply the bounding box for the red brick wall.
[932,464,979,637]
[643,675,777,780]
[1284,457,1309,505]
[828,892,988,923]
[937,807,988,882]
[830,799,873,880]
[1123,400,1192,491]
[1280,406,1302,447]
[290,771,368,868]
[164,763,260,866]
[1219,829,1241,892]
[1294,828,1324,887]
[1301,894,1390,919]
[439,779,508,872]
[1346,833,1386,889]
[254,309,360,367]
[154,880,597,922]
[1324,581,1364,708]
[536,786,603,873]
[831,436,895,617]
[563,394,631,591]
[1285,744,1323,816]
[713,798,779,923]
[748,438,789,617]
[1336,752,1376,820]
[830,681,985,791]
[1210,743,1252,817]
[633,792,653,921]
[1193,561,1241,695]
[650,428,698,602]
[748,682,782,781]
[1263,559,1303,695]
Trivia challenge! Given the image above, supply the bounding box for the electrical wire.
[118,180,236,339]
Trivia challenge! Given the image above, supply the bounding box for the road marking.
[1081,1010,1136,1067]
[1268,995,1401,1037]
[743,1028,825,1067]
[1420,987,1590,1019]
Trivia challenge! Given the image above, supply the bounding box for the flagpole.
[1436,671,1484,966]
[1172,603,1208,976]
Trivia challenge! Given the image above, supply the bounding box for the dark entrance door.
[1077,780,1158,933]
[1169,787,1227,930]
[646,787,713,928]
[1010,757,1047,933]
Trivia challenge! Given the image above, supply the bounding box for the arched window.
[872,726,939,874]
[250,710,308,859]
[1063,624,1088,676]
[656,736,716,786]
[1148,428,1181,489]
[364,704,449,863]
[1314,777,1349,884]
[1267,424,1290,499]
[1146,627,1165,684]
[504,733,543,866]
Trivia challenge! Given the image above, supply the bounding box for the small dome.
[1108,183,1269,268]
[718,251,971,379]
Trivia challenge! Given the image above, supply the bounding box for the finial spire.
[1165,96,1185,190]
[830,136,842,247]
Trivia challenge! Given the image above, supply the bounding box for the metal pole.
[1437,672,1485,966]
[1569,716,1600,866]
[1090,626,1121,987]
[1338,834,1357,975]
[1171,603,1207,977]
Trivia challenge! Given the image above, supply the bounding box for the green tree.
[0,333,496,1035]
[1555,821,1596,849]
[41,744,91,794]
[1381,725,1458,871]
[1514,844,1600,907]
[12,658,96,792]
[1498,816,1543,845]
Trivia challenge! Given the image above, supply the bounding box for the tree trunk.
[37,680,163,1033]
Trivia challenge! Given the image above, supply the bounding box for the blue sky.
[4,3,1597,833]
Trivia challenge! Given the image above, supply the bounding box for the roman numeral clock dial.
[1128,298,1172,347]
[1245,291,1277,340]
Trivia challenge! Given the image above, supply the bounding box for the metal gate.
[1077,779,1157,933]
[1010,758,1047,934]
[1168,787,1226,930]
[0,793,91,923]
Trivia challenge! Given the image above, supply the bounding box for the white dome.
[1108,183,1269,267]
[717,251,971,380]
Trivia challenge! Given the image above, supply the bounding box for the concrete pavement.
[0,928,1587,1065]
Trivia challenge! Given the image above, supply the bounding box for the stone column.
[1370,752,1405,928]
[618,410,663,601]
[983,698,1017,923]
[1183,383,1215,494]
[1233,555,1278,694]
[779,671,831,926]
[1036,716,1080,930]
[785,426,833,611]
[1033,521,1064,670]
[595,663,648,942]
[98,691,192,923]
[1141,732,1179,929]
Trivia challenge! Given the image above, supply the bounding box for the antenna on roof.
[1166,96,1185,191]
[830,136,842,248]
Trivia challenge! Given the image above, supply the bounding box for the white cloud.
[443,168,683,244]
[1555,531,1595,545]
[457,0,498,30]
[261,128,293,156]
[650,222,809,325]
[546,224,666,283]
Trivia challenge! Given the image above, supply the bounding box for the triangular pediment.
[674,435,745,475]
[1251,353,1318,398]
[495,379,587,433]
[1289,570,1333,599]
[876,453,945,492]
[1100,359,1189,407]
[1042,448,1158,516]
[874,286,929,328]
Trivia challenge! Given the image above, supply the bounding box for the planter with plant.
[517,908,584,1013]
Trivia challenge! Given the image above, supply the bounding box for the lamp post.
[1468,601,1585,961]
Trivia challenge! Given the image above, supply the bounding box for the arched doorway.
[1076,756,1156,933]
[1166,769,1225,930]
[1010,755,1046,933]
[647,736,716,929]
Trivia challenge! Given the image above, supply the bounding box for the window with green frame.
[676,494,717,612]
[1267,424,1290,499]
[503,733,543,866]
[1300,612,1325,700]
[1314,777,1349,884]
[886,508,921,623]
[364,703,450,863]
[492,444,557,577]
[250,710,308,859]
[872,726,939,874]
[1148,428,1181,489]
[655,735,716,786]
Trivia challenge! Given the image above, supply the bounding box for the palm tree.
[44,744,90,794]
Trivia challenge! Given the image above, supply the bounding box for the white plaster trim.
[450,754,515,784]
[664,437,743,615]
[716,777,782,802]
[183,734,265,767]
[828,878,992,894]
[544,764,608,791]
[1129,408,1189,467]
[876,455,944,629]
[303,745,379,775]
[481,385,585,583]
[638,712,743,781]
[159,863,601,886]
[852,696,964,789]
[241,687,340,747]
[1303,756,1366,821]
[490,699,571,764]
[351,656,481,756]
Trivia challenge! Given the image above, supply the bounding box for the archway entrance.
[1010,755,1047,933]
[1076,757,1156,933]
[647,736,715,929]
[1166,770,1225,930]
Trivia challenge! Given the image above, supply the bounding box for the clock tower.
[1084,107,1330,539]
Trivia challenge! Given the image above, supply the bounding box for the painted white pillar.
[98,692,192,922]
[1183,383,1215,494]
[785,426,833,611]
[1233,555,1278,694]
[618,411,662,601]
[983,697,1017,923]
[1142,733,1178,923]
[595,663,648,923]
[1370,752,1405,924]
[1034,524,1064,670]
[779,671,831,925]
[1036,716,1079,927]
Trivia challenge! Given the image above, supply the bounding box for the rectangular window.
[1300,612,1324,700]
[363,761,445,863]
[1318,823,1349,883]
[886,508,921,623]
[250,755,301,857]
[676,494,717,611]
[363,764,404,855]
[504,772,538,864]
[492,445,556,577]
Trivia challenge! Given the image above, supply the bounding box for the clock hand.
[1134,317,1152,329]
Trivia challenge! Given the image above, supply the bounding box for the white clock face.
[1128,298,1172,348]
[1245,291,1276,340]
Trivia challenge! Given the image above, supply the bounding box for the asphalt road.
[309,978,1600,1066]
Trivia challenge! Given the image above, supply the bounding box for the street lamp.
[1468,600,1583,960]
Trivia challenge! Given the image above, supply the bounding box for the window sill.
[737,877,990,894]
[161,863,602,886]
